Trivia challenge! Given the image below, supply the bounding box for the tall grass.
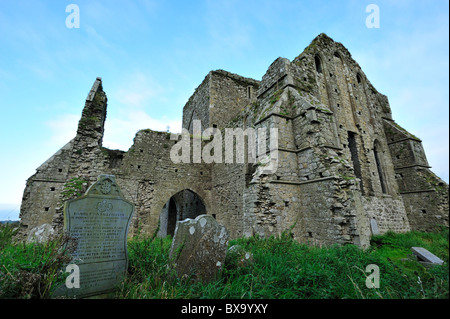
[0,223,76,298]
[115,228,449,299]
[1,222,448,299]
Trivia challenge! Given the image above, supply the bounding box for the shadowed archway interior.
[158,189,207,237]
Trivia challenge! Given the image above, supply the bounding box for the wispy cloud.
[45,113,79,146]
[103,110,181,151]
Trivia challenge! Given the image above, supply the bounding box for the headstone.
[53,175,134,298]
[27,223,55,243]
[411,247,444,265]
[169,214,229,283]
[370,218,379,235]
[226,244,254,268]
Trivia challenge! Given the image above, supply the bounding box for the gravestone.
[411,247,444,265]
[169,214,229,283]
[54,175,134,298]
[370,218,379,235]
[27,223,55,243]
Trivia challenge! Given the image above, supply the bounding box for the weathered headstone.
[370,218,379,235]
[54,175,134,298]
[27,223,55,243]
[411,247,444,265]
[169,214,229,283]
[226,244,254,268]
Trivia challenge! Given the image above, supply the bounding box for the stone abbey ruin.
[18,34,449,248]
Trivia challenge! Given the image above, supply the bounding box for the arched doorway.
[158,189,207,237]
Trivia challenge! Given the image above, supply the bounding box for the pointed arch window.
[314,55,322,74]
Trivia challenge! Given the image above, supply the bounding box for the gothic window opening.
[314,55,322,74]
[357,73,362,84]
[347,131,365,194]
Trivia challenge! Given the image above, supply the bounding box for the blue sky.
[0,0,448,220]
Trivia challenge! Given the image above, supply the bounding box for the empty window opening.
[308,232,313,238]
[138,165,141,169]
[50,187,55,192]
[44,207,50,212]
[357,73,362,84]
[175,169,178,172]
[58,168,63,173]
[247,86,252,99]
[347,132,364,194]
[212,124,217,129]
[314,55,322,73]
[396,155,401,159]
[421,209,427,214]
[284,201,290,207]
[212,214,216,219]
[140,149,143,153]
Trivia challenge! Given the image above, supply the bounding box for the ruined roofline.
[293,33,390,102]
[210,69,260,87]
[86,77,103,102]
[182,69,260,113]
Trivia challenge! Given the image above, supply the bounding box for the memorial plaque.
[54,174,134,298]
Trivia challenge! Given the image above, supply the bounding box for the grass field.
[0,223,448,299]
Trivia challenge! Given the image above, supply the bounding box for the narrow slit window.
[314,55,322,74]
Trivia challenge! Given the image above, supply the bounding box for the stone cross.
[169,214,229,283]
[54,174,134,298]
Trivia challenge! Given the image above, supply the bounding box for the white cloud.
[103,110,181,151]
[45,113,79,146]
[110,72,164,108]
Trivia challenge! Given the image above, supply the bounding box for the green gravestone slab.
[54,175,134,298]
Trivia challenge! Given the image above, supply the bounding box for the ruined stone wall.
[182,74,211,132]
[18,140,74,238]
[383,119,449,231]
[19,33,448,246]
[209,70,259,130]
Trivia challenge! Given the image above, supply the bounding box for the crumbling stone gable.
[18,34,448,247]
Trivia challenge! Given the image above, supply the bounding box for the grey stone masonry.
[18,33,448,248]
